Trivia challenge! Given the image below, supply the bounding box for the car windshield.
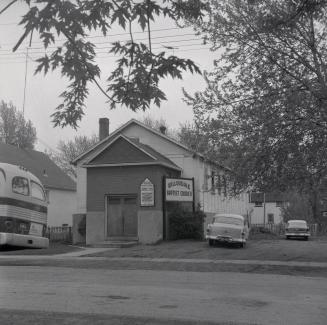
[213,216,243,226]
[287,221,307,228]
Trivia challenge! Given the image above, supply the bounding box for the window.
[254,201,262,207]
[268,213,274,224]
[12,177,29,196]
[211,171,215,194]
[276,201,282,207]
[31,181,46,201]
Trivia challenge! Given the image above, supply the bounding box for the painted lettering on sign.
[165,178,193,202]
[140,178,154,206]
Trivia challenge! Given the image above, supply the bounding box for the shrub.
[168,206,206,240]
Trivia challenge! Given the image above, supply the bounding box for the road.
[0,266,326,325]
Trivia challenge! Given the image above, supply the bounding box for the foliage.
[48,134,98,178]
[169,205,206,240]
[0,100,37,149]
[4,0,207,128]
[281,192,314,223]
[184,0,327,218]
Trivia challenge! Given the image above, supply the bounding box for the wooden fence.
[46,226,72,243]
[250,223,321,236]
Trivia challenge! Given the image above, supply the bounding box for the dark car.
[285,220,310,240]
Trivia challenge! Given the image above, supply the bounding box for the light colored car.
[206,214,249,248]
[285,220,310,240]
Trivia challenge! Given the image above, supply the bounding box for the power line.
[0,47,213,64]
[0,27,195,46]
[0,33,202,54]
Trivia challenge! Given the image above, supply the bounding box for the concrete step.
[91,241,138,248]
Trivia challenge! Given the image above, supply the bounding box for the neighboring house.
[73,118,250,245]
[0,142,76,227]
[249,192,287,224]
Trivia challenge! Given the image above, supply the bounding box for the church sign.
[165,177,194,202]
[140,178,155,206]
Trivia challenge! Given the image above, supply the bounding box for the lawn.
[86,237,327,263]
[0,242,83,255]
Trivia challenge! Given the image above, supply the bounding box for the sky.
[0,1,216,153]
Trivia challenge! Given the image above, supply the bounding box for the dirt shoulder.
[85,237,327,263]
[0,242,83,256]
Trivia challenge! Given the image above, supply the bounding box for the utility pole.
[263,192,266,225]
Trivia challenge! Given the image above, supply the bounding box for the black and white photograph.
[0,1,327,324]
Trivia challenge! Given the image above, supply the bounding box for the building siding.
[47,189,76,226]
[89,137,154,165]
[87,165,179,212]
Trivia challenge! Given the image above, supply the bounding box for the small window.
[254,201,262,207]
[31,181,46,201]
[12,177,29,196]
[211,171,215,194]
[276,201,282,207]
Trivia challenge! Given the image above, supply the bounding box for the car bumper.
[0,232,49,248]
[285,232,310,238]
[206,235,246,243]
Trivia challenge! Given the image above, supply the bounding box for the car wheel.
[208,239,214,246]
[286,236,290,240]
[241,242,246,248]
[304,237,309,241]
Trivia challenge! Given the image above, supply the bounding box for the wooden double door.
[106,195,138,239]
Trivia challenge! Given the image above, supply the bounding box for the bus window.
[31,181,46,201]
[12,177,29,196]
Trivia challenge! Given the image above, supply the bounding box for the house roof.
[72,119,228,171]
[73,119,198,165]
[83,134,181,172]
[0,142,76,191]
[249,192,286,203]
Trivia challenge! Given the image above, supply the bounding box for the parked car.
[285,220,310,240]
[206,214,249,247]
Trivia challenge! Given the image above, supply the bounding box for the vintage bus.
[0,162,49,248]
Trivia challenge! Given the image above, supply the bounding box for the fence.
[250,223,320,236]
[46,226,72,243]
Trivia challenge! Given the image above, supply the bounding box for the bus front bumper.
[0,232,49,248]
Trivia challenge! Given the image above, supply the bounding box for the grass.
[0,242,83,256]
[84,237,327,263]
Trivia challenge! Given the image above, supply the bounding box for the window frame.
[12,176,30,196]
[30,180,46,201]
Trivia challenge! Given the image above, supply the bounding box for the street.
[1,265,326,324]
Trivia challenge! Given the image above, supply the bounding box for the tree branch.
[0,0,17,16]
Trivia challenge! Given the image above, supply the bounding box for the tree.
[0,100,37,149]
[2,0,206,128]
[184,0,327,219]
[49,134,98,178]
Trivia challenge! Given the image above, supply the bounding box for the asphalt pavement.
[0,266,326,325]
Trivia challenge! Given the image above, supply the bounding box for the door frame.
[105,194,138,241]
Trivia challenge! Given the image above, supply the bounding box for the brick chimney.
[99,118,109,141]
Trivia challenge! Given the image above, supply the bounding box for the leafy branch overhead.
[184,0,327,218]
[7,0,206,128]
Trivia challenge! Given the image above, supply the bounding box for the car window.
[31,181,46,201]
[213,216,243,226]
[287,221,307,228]
[12,176,29,196]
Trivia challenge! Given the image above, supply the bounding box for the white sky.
[0,2,216,153]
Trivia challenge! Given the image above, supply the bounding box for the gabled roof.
[73,119,203,165]
[0,142,76,191]
[249,192,286,203]
[82,134,181,172]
